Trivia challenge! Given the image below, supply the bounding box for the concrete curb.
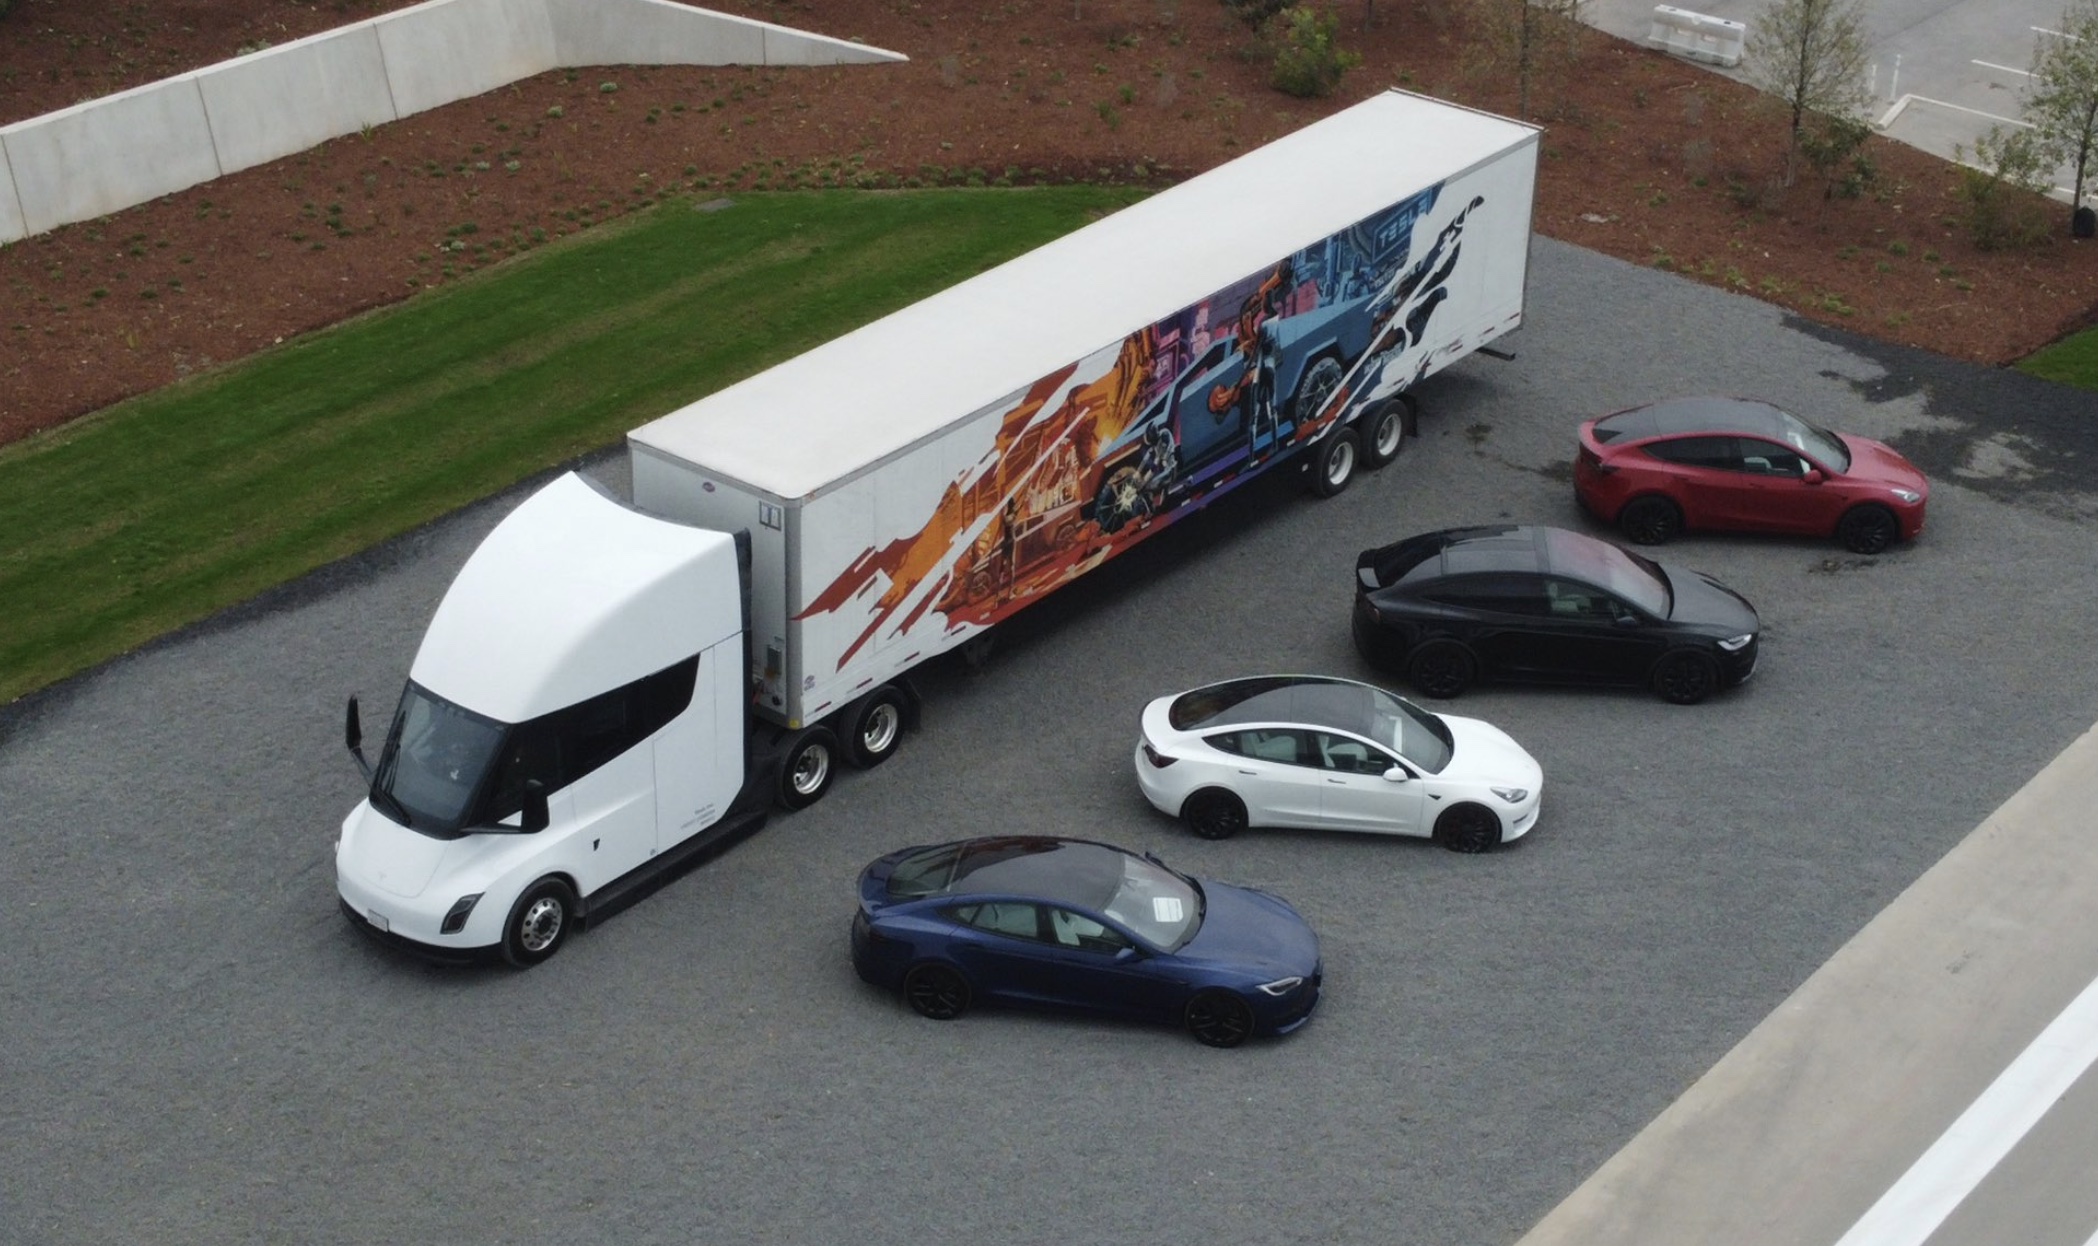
[1514,717,2098,1245]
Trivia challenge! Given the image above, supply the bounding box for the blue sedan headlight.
[1718,633,1754,652]
[1257,976,1305,996]
[1490,786,1529,804]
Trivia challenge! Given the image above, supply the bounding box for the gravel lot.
[4,237,2097,1246]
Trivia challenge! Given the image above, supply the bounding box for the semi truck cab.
[336,473,764,965]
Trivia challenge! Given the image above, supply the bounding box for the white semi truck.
[335,89,1541,965]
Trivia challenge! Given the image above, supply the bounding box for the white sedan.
[1134,674,1542,853]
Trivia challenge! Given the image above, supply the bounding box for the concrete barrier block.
[761,22,906,67]
[550,0,762,65]
[2,78,223,236]
[0,141,27,244]
[1647,4,1746,68]
[547,0,903,67]
[377,0,558,118]
[202,27,399,175]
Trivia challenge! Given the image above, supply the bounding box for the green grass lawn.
[2017,323,2098,389]
[0,186,1148,706]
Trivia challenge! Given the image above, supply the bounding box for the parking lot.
[5,236,2098,1245]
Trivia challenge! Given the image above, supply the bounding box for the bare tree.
[1746,0,1872,179]
[2024,0,2098,227]
[1463,0,1588,121]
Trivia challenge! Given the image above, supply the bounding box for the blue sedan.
[850,836,1322,1047]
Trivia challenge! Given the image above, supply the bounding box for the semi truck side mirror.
[345,696,372,781]
[522,780,550,833]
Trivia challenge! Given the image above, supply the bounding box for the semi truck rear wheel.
[778,726,839,810]
[844,686,908,769]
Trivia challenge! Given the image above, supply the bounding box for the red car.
[1574,397,1929,554]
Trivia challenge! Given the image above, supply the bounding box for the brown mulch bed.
[2,0,2090,448]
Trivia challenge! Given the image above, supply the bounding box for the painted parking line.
[1972,59,2033,77]
[1832,971,2098,1246]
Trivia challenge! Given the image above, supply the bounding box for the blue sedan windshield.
[888,838,1203,950]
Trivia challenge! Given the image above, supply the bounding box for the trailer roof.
[628,89,1537,501]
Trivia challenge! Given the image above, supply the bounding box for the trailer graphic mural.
[799,184,1486,672]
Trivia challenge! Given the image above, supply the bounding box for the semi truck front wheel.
[502,878,577,968]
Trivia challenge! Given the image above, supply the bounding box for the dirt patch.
[2,0,2091,448]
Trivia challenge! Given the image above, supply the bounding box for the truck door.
[564,747,658,893]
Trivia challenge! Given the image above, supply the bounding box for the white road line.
[1832,972,2098,1246]
[1879,93,2022,126]
[1973,59,2033,78]
[2085,1219,2098,1246]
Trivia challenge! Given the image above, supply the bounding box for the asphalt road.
[4,236,2097,1246]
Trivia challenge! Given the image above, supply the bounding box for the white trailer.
[335,89,1540,965]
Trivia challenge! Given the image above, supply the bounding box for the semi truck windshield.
[372,684,505,836]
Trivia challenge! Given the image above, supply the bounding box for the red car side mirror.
[1802,468,1825,485]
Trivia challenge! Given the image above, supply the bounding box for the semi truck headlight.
[441,893,483,935]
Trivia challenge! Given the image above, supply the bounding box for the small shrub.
[1799,114,1876,201]
[1955,126,2053,251]
[1270,6,1359,99]
[546,105,564,119]
[599,81,619,94]
[1221,0,1291,30]
[1887,240,1909,256]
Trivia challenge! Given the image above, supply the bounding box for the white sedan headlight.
[1717,633,1754,652]
[1490,786,1529,804]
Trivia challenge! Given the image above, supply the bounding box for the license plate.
[368,909,390,933]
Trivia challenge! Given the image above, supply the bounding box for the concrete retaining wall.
[0,0,904,245]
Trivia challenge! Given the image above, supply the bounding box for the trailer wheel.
[843,686,908,769]
[778,726,839,810]
[1308,427,1361,498]
[1362,395,1415,469]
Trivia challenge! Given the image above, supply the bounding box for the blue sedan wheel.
[904,963,972,1021]
[1185,990,1255,1048]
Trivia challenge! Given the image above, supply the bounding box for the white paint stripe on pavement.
[2084,1218,2098,1246]
[1972,59,2033,77]
[1832,971,2098,1246]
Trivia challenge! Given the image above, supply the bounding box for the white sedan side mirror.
[1382,766,1410,783]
